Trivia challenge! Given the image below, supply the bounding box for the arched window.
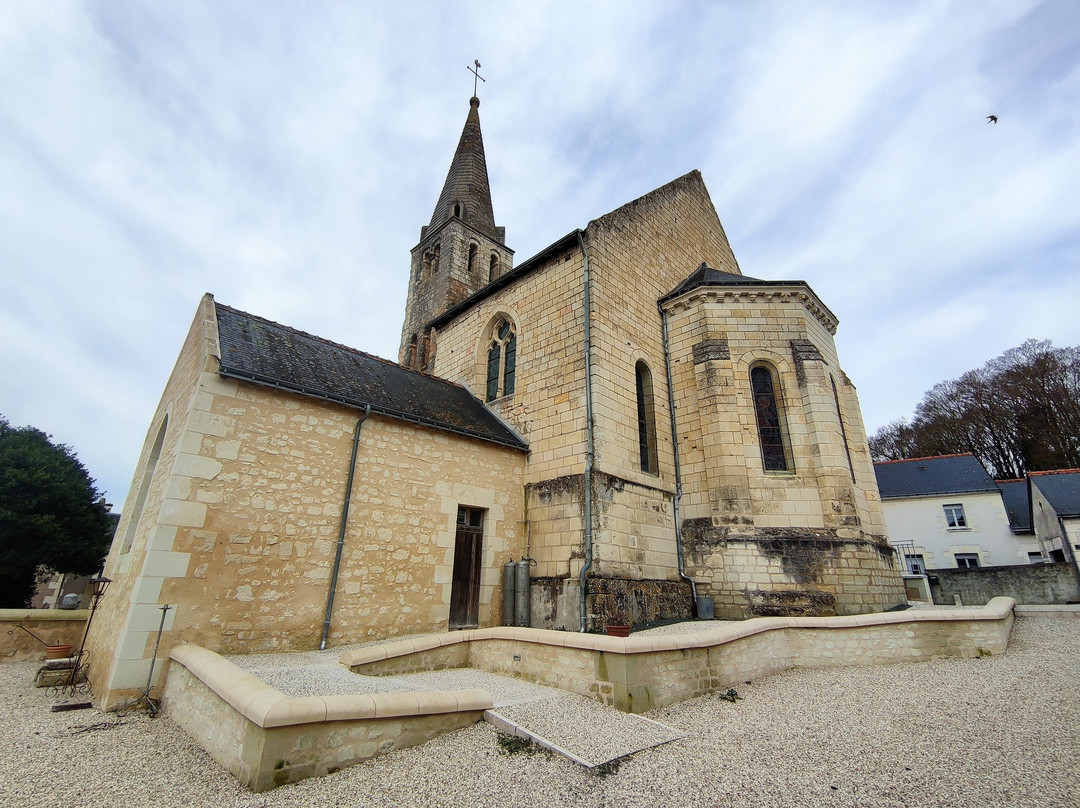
[468,243,479,278]
[489,254,499,282]
[452,202,462,218]
[485,317,517,401]
[431,243,441,275]
[121,416,168,553]
[750,364,789,471]
[636,361,658,474]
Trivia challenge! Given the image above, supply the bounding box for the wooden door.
[449,507,484,629]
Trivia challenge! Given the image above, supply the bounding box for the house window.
[1028,552,1045,564]
[907,554,926,575]
[636,361,658,474]
[485,317,516,401]
[750,364,789,471]
[955,553,980,569]
[943,504,967,529]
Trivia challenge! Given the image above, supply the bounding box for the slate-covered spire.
[429,96,500,241]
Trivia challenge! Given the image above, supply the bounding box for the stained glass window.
[751,365,788,471]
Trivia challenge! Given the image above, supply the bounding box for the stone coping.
[169,644,492,729]
[1015,604,1080,618]
[339,597,1017,668]
[0,609,90,622]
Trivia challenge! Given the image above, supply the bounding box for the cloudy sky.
[2,1,1078,506]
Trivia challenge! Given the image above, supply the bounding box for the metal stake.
[141,604,172,714]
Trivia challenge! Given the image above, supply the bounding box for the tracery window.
[485,317,516,401]
[751,364,789,471]
[636,361,658,474]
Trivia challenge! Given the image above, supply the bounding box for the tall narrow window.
[636,362,658,474]
[486,341,501,401]
[489,254,499,282]
[468,243,479,278]
[485,317,517,401]
[751,364,789,471]
[121,416,168,553]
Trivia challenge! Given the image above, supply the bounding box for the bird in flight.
[986,115,998,124]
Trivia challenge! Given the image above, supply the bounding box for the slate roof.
[995,479,1032,532]
[873,454,1000,499]
[660,262,807,303]
[429,97,500,241]
[1030,469,1080,517]
[214,303,527,451]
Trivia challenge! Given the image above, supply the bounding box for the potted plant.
[605,600,632,637]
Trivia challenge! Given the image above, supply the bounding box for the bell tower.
[399,95,514,370]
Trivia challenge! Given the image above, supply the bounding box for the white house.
[874,454,1044,572]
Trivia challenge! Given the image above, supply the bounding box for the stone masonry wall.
[90,296,526,709]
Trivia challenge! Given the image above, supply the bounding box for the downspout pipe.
[659,303,699,604]
[577,230,596,633]
[320,404,371,650]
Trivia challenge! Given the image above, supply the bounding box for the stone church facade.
[88,96,903,709]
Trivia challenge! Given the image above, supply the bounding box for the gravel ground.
[3,615,1078,808]
[492,694,683,766]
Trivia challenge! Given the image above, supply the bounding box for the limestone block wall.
[433,246,589,582]
[660,287,902,617]
[88,295,217,707]
[90,295,526,710]
[686,538,906,618]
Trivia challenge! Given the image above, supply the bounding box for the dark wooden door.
[449,507,484,629]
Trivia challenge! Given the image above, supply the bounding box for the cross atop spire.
[468,60,485,98]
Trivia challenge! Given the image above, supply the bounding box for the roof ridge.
[873,452,975,466]
[1029,468,1080,476]
[214,302,470,393]
[995,478,1026,484]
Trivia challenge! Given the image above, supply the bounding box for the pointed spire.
[429,97,500,241]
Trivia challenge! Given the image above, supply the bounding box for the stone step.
[484,693,683,768]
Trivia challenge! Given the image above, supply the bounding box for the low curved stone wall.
[0,609,89,662]
[343,598,1016,713]
[164,644,491,792]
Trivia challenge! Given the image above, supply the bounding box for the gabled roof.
[995,479,1032,532]
[214,303,527,451]
[873,454,1000,499]
[1030,469,1080,517]
[429,96,500,241]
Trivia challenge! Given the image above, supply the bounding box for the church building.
[88,95,904,709]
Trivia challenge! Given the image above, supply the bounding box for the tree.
[0,416,114,608]
[869,340,1080,478]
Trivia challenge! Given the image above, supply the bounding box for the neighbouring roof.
[1030,469,1080,518]
[214,303,527,451]
[873,454,1000,499]
[995,479,1032,532]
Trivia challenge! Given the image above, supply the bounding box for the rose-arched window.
[486,318,517,401]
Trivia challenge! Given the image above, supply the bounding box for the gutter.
[658,303,699,604]
[320,404,371,650]
[577,230,596,633]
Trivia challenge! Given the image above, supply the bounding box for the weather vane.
[468,59,485,97]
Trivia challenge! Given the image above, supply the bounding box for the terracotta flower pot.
[606,624,631,638]
[45,644,73,660]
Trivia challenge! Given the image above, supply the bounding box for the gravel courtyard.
[3,615,1078,808]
